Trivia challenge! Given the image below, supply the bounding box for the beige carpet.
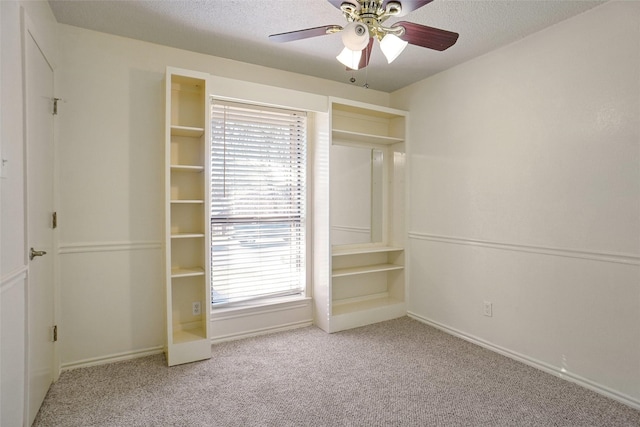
[34,317,640,426]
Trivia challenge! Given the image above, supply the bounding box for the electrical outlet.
[192,301,201,316]
[483,301,493,317]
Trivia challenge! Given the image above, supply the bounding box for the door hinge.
[52,325,58,342]
[52,212,57,229]
[53,98,63,115]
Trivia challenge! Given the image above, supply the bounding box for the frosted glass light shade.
[336,47,362,70]
[341,22,369,51]
[380,33,408,63]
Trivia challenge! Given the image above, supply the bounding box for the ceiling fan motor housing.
[341,0,405,40]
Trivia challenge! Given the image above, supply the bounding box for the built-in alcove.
[314,98,408,333]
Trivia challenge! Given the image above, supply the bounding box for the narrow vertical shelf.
[164,67,211,366]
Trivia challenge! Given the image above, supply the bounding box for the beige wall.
[392,1,640,408]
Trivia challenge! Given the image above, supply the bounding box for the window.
[210,101,307,307]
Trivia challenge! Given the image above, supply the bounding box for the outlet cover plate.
[192,301,201,316]
[483,301,493,317]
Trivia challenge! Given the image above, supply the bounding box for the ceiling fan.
[269,0,459,71]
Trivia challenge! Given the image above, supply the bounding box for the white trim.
[60,346,164,371]
[59,240,162,254]
[0,265,28,293]
[408,232,640,266]
[407,312,640,411]
[210,319,313,344]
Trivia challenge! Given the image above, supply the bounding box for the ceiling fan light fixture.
[380,33,408,63]
[269,1,459,75]
[341,22,369,51]
[336,46,362,70]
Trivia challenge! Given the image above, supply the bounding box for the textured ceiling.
[48,0,606,92]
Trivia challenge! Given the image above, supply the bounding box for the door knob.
[29,247,47,260]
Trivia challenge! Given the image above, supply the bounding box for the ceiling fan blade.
[385,0,434,16]
[269,25,342,43]
[353,37,374,70]
[394,21,459,51]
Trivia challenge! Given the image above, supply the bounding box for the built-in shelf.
[170,199,204,204]
[165,68,211,366]
[313,98,407,334]
[171,267,205,278]
[170,125,204,137]
[171,267,204,279]
[332,294,403,316]
[171,233,205,239]
[332,246,404,257]
[171,165,204,172]
[332,263,404,278]
[332,129,404,145]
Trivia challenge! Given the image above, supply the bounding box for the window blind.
[210,101,307,306]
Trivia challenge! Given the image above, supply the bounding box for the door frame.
[21,7,59,425]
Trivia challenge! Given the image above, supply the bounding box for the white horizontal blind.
[210,101,307,306]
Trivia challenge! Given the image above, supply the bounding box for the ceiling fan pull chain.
[364,43,370,89]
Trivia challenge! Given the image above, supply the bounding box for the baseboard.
[407,311,640,411]
[60,346,164,372]
[210,319,313,344]
[59,320,312,370]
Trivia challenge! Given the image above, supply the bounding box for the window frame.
[209,98,312,309]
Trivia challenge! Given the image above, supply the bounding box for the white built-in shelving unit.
[314,99,408,333]
[164,67,211,366]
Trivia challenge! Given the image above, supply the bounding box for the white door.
[24,23,55,425]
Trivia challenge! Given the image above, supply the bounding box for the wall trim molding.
[407,311,640,411]
[210,319,313,344]
[59,240,162,254]
[60,346,164,371]
[408,232,640,266]
[1,265,28,293]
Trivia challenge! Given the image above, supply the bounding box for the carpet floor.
[34,317,640,426]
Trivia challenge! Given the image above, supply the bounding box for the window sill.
[210,295,312,320]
